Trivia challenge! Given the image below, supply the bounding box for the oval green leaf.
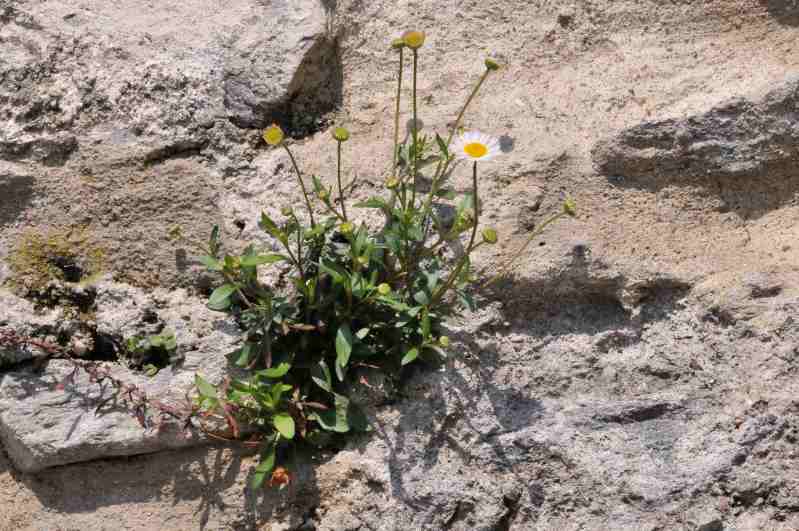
[208,284,237,310]
[273,413,295,440]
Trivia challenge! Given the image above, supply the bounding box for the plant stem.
[392,47,404,179]
[282,144,316,227]
[483,211,568,287]
[421,69,491,223]
[337,140,348,221]
[431,161,480,306]
[410,49,419,208]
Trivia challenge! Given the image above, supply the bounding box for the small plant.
[187,32,575,489]
[125,330,181,376]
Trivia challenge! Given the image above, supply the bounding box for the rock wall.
[2,0,799,530]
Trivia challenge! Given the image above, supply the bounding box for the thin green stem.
[337,141,348,221]
[282,144,316,227]
[410,49,419,208]
[421,69,491,223]
[483,211,568,287]
[431,161,479,306]
[392,47,404,179]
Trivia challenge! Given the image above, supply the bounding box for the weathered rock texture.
[3,0,799,530]
[0,281,240,472]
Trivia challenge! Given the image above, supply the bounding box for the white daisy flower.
[451,131,501,162]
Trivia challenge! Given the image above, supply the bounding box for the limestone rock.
[0,281,241,472]
[593,76,799,182]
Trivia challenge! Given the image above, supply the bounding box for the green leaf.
[195,374,217,398]
[259,212,288,243]
[232,343,254,367]
[257,362,291,379]
[354,197,390,212]
[209,225,221,255]
[312,393,351,433]
[413,290,430,306]
[421,312,431,340]
[401,347,419,366]
[335,324,353,369]
[208,284,237,310]
[273,413,295,440]
[251,443,276,489]
[240,254,289,267]
[435,133,449,158]
[199,255,223,271]
[311,360,332,392]
[319,260,349,285]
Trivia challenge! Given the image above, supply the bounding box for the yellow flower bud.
[563,198,577,217]
[357,255,369,266]
[332,126,350,142]
[402,30,426,50]
[339,222,354,234]
[439,336,450,347]
[481,228,498,244]
[377,283,391,295]
[317,189,330,201]
[263,124,284,146]
[484,58,501,71]
[386,177,399,189]
[281,206,293,217]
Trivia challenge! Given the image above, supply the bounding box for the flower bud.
[377,283,391,295]
[357,255,369,267]
[386,177,399,189]
[332,126,350,142]
[281,206,294,217]
[563,198,577,217]
[481,228,498,244]
[439,336,450,347]
[339,222,354,234]
[484,58,501,71]
[263,124,284,146]
[402,30,426,50]
[317,189,330,201]
[391,38,405,50]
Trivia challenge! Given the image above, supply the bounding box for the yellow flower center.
[464,142,488,158]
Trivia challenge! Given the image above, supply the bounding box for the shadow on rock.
[0,175,35,227]
[593,77,799,219]
[764,0,799,25]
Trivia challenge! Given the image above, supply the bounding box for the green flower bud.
[563,198,577,217]
[357,255,369,266]
[482,228,498,244]
[484,58,501,71]
[332,126,350,142]
[386,177,399,189]
[391,38,405,50]
[281,206,294,217]
[439,336,450,347]
[339,222,354,234]
[402,30,426,50]
[377,283,391,295]
[263,124,284,146]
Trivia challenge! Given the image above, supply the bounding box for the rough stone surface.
[0,0,337,288]
[2,0,799,530]
[0,289,64,368]
[0,280,241,472]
